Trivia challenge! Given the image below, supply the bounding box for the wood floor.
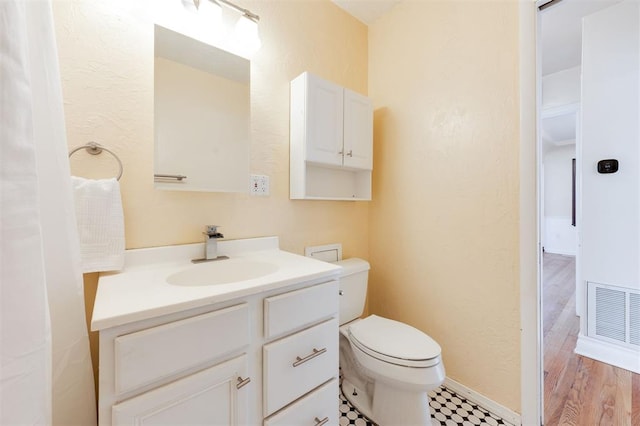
[543,252,640,426]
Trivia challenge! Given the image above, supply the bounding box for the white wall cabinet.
[290,72,373,200]
[97,280,339,425]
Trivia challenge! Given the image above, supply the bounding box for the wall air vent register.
[587,282,640,347]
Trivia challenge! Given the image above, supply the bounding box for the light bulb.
[234,14,261,56]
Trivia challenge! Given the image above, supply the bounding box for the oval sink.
[167,259,279,286]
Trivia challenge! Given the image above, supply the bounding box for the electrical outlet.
[250,174,269,196]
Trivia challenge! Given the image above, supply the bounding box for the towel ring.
[68,142,123,181]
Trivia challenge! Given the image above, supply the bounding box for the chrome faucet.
[192,225,228,263]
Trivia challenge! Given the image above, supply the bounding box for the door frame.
[518,0,542,425]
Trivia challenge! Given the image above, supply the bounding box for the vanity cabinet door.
[112,354,249,425]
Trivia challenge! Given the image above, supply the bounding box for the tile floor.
[339,386,514,426]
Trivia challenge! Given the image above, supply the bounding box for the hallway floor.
[543,252,640,425]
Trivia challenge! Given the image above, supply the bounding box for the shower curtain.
[1,1,97,425]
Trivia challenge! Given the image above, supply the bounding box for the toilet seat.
[348,315,441,368]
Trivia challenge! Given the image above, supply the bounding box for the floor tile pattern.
[339,386,514,426]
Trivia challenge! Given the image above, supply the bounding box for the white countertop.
[91,237,341,331]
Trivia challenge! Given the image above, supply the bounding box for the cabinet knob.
[236,376,251,389]
[314,416,329,426]
[346,150,353,157]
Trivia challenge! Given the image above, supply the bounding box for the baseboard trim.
[575,334,640,374]
[443,378,521,426]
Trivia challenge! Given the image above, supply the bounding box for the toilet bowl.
[336,258,445,426]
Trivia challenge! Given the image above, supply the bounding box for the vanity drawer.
[114,303,249,395]
[264,378,338,426]
[264,280,338,339]
[263,318,338,416]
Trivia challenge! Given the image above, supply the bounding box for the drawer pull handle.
[236,376,251,389]
[293,347,327,367]
[314,416,329,426]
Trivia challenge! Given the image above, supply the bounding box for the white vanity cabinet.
[290,72,373,200]
[93,239,342,425]
[96,277,339,426]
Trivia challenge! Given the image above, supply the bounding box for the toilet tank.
[336,258,370,325]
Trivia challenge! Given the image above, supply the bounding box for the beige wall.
[368,0,521,411]
[54,0,369,258]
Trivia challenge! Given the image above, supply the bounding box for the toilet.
[336,258,445,426]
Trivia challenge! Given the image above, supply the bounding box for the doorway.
[537,0,640,424]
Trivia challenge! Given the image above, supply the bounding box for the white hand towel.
[71,176,125,273]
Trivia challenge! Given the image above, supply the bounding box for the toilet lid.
[348,315,441,363]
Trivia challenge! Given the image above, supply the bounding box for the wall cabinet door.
[305,73,344,167]
[111,354,249,425]
[343,88,373,170]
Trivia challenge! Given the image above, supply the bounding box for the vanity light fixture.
[215,0,259,24]
[195,0,261,55]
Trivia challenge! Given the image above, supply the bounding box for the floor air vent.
[588,282,640,348]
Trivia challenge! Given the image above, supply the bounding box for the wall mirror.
[154,24,250,192]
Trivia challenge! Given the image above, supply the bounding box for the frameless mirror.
[154,24,250,192]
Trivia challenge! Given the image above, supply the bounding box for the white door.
[112,354,249,425]
[305,73,344,167]
[343,88,373,170]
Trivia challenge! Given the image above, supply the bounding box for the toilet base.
[341,378,437,426]
[341,379,374,422]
